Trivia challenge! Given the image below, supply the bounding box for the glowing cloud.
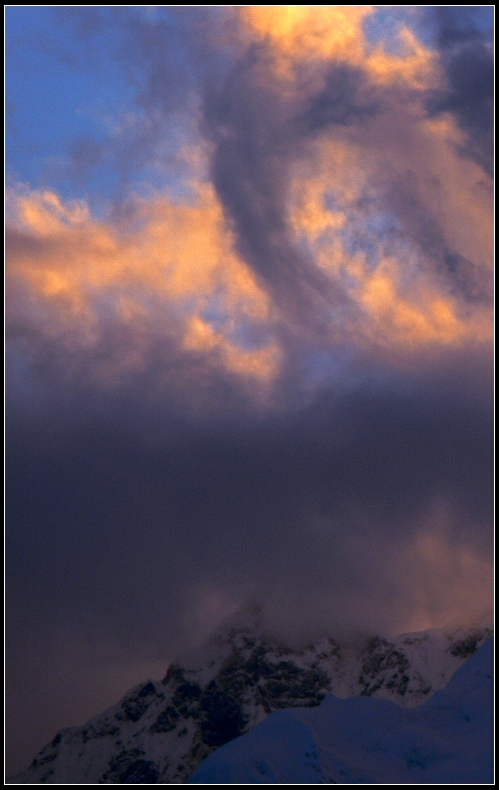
[239,6,437,88]
[7,181,280,389]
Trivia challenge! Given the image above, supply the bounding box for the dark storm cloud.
[303,63,381,132]
[201,52,336,330]
[380,169,492,305]
[426,7,494,176]
[7,342,493,649]
[6,336,493,774]
[442,250,491,303]
[200,53,389,331]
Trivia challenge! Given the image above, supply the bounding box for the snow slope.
[8,607,492,784]
[189,638,494,784]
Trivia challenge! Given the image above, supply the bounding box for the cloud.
[19,7,491,343]
[426,7,494,176]
[6,371,493,745]
[6,334,493,774]
[6,6,493,775]
[6,182,280,400]
[6,5,493,641]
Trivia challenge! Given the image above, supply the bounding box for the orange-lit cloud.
[6,8,493,394]
[288,101,493,353]
[7,130,493,395]
[238,6,437,89]
[240,6,372,65]
[6,181,280,388]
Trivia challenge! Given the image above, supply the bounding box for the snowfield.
[189,637,494,784]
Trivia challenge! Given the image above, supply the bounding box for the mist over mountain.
[8,607,492,784]
[190,635,494,784]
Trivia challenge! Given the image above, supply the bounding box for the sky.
[5,5,494,776]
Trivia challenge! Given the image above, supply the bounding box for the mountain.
[8,608,492,784]
[188,637,494,784]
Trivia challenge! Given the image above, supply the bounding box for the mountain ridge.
[188,637,494,784]
[8,610,492,784]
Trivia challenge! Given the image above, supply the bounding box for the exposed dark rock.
[358,637,418,697]
[119,759,160,784]
[118,683,157,723]
[150,705,181,733]
[199,682,247,747]
[172,680,203,717]
[37,753,57,766]
[449,634,479,658]
[162,664,185,685]
[101,748,154,783]
[9,621,490,785]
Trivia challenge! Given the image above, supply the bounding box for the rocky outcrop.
[8,614,492,784]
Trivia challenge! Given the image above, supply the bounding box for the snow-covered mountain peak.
[8,617,492,784]
[189,638,494,785]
